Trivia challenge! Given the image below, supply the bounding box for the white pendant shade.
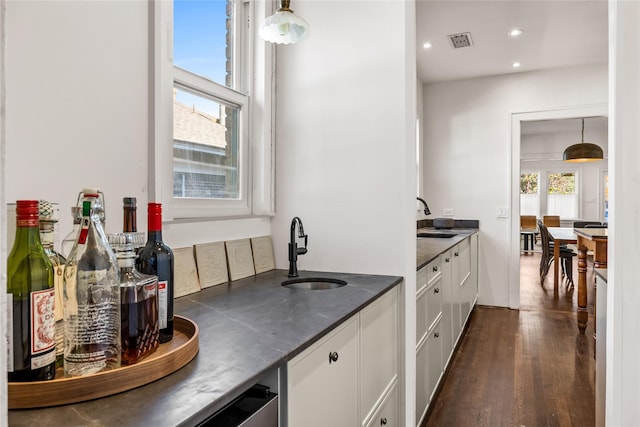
[259,1,309,45]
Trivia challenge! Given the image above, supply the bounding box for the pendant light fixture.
[563,118,604,162]
[259,0,309,45]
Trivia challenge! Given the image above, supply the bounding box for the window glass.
[173,87,240,199]
[174,0,231,88]
[547,172,578,218]
[520,172,539,216]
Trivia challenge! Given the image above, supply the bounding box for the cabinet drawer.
[417,277,443,343]
[417,257,441,292]
[360,288,398,423]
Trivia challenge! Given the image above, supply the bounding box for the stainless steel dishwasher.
[199,384,278,427]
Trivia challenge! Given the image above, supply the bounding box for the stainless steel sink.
[281,278,348,290]
[417,232,458,239]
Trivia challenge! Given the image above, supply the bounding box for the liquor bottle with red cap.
[137,203,174,343]
[7,200,56,381]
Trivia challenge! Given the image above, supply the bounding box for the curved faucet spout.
[289,217,308,277]
[417,197,431,216]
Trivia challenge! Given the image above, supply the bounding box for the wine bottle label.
[158,280,168,329]
[31,288,56,354]
[7,294,14,372]
[77,217,90,244]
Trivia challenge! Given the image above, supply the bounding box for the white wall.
[0,0,7,419]
[608,0,640,424]
[4,0,270,252]
[271,1,417,423]
[422,64,607,307]
[521,126,608,222]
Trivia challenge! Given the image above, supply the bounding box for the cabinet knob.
[434,287,440,294]
[380,417,388,425]
[434,332,440,338]
[445,258,450,263]
[329,351,339,364]
[432,266,438,272]
[454,252,459,257]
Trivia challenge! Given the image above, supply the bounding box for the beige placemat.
[225,238,256,281]
[194,241,229,288]
[251,236,275,274]
[173,247,201,297]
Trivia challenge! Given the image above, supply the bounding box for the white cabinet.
[455,238,472,330]
[365,379,399,427]
[361,288,398,425]
[416,256,442,342]
[287,287,399,427]
[416,317,443,425]
[287,316,359,427]
[416,233,478,426]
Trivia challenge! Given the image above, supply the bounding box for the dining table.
[547,227,578,291]
[574,227,609,334]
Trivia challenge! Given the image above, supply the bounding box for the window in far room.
[546,171,578,219]
[520,171,540,217]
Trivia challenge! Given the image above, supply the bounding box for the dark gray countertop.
[9,269,401,427]
[416,227,479,271]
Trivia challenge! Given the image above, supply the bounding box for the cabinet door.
[361,288,398,423]
[365,380,398,427]
[416,318,443,426]
[288,316,359,427]
[440,250,454,366]
[457,239,472,324]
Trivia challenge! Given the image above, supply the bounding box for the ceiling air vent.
[448,32,473,49]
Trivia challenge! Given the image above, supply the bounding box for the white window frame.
[150,0,275,221]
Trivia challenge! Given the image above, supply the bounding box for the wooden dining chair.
[520,215,538,249]
[538,220,576,287]
[543,215,561,227]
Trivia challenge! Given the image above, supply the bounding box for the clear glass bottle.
[61,206,81,259]
[109,233,159,365]
[137,203,174,343]
[63,189,121,376]
[7,200,56,381]
[38,200,66,369]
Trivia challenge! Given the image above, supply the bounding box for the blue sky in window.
[174,0,228,116]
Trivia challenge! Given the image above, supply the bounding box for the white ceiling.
[416,0,609,84]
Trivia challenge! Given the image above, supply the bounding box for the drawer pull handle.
[434,288,440,294]
[380,417,388,425]
[432,266,438,272]
[329,351,339,364]
[434,332,440,338]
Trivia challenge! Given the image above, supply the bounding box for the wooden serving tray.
[9,315,199,409]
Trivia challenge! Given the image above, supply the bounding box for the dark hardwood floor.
[424,249,596,427]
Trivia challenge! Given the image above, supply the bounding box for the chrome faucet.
[417,197,431,216]
[288,216,308,277]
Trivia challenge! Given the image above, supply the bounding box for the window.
[547,171,578,219]
[520,172,539,216]
[152,0,275,219]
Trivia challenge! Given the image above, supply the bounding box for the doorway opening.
[508,104,608,309]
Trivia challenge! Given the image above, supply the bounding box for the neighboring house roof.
[173,100,227,149]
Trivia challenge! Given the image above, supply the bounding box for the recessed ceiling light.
[509,28,523,37]
[423,42,432,49]
[512,62,521,68]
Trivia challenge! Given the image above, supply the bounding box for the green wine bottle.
[7,200,56,381]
